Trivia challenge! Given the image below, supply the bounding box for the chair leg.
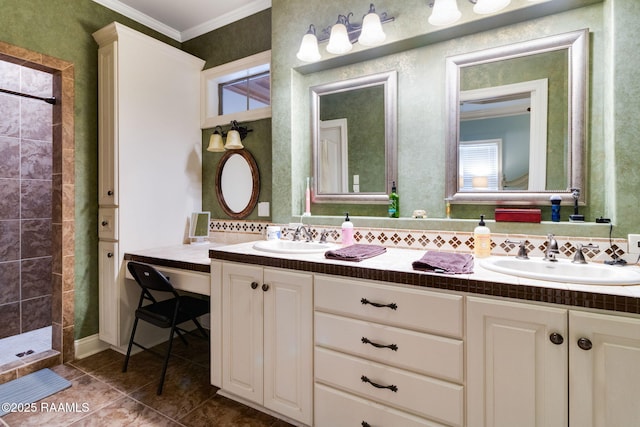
[192,317,209,340]
[123,317,140,373]
[157,323,177,395]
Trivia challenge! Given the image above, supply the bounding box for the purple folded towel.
[412,251,474,274]
[325,244,387,262]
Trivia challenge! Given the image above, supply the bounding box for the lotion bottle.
[341,213,354,246]
[474,215,491,258]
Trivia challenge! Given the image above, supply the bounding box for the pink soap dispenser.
[341,213,354,246]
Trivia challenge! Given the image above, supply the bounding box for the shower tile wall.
[0,60,52,339]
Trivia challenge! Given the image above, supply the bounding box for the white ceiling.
[92,0,272,42]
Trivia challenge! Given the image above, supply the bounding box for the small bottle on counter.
[474,215,491,258]
[341,213,354,246]
[388,181,399,218]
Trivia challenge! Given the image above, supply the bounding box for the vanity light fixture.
[206,121,252,152]
[428,0,512,27]
[296,3,394,63]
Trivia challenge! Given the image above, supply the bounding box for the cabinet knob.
[262,283,270,292]
[250,281,259,290]
[107,252,113,258]
[101,220,109,227]
[361,422,371,427]
[577,337,593,351]
[549,332,564,345]
[107,190,114,196]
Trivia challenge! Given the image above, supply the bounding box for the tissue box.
[494,208,541,223]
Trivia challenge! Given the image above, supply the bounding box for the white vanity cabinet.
[467,296,640,427]
[221,262,313,425]
[314,274,464,427]
[92,22,204,348]
[466,297,568,427]
[569,310,640,427]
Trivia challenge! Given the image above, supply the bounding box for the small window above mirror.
[201,50,271,128]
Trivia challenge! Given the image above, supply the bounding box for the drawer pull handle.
[360,298,397,310]
[361,375,398,392]
[362,422,371,427]
[361,337,398,351]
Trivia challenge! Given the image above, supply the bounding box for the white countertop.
[209,241,640,300]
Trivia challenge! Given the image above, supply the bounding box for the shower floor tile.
[0,326,51,368]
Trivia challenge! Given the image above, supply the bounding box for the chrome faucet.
[572,243,599,264]
[506,239,529,260]
[544,234,559,262]
[293,225,314,242]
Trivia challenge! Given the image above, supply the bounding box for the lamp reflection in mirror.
[296,3,394,63]
[428,0,512,27]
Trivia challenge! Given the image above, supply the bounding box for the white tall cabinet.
[93,22,205,348]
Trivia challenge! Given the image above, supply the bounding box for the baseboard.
[74,334,110,360]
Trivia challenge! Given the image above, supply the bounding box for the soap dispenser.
[474,215,491,258]
[341,213,354,246]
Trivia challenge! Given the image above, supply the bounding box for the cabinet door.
[222,263,264,403]
[570,311,640,427]
[97,43,118,206]
[263,268,313,425]
[98,241,119,345]
[467,297,568,427]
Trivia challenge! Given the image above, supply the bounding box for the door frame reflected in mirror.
[445,29,589,205]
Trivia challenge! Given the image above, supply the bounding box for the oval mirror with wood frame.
[215,149,260,219]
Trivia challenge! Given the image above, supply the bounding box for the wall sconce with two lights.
[206,120,253,152]
[296,3,395,63]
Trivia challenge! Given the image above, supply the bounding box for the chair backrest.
[127,261,177,294]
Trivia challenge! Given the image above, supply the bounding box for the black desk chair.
[123,261,209,395]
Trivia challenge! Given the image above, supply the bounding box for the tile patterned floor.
[0,333,293,426]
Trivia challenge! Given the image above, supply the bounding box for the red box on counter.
[494,208,542,223]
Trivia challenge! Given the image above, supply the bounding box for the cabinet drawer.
[315,383,446,427]
[125,263,210,296]
[315,312,463,383]
[315,347,464,427]
[98,207,118,240]
[315,274,463,338]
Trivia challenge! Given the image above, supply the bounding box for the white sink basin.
[253,240,335,254]
[480,257,640,286]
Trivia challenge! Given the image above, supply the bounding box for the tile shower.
[0,60,53,344]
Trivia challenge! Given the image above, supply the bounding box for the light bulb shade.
[326,23,353,54]
[296,33,321,62]
[224,129,244,150]
[207,133,225,152]
[473,0,511,14]
[428,0,462,26]
[358,12,386,46]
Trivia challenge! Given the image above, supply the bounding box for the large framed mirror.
[311,70,397,203]
[215,149,260,218]
[445,29,589,204]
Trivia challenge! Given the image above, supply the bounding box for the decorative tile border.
[210,220,629,263]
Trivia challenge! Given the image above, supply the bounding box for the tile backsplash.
[210,219,629,264]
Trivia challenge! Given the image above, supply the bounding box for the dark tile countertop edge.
[123,253,210,273]
[209,250,640,315]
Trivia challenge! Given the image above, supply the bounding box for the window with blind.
[459,139,502,191]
